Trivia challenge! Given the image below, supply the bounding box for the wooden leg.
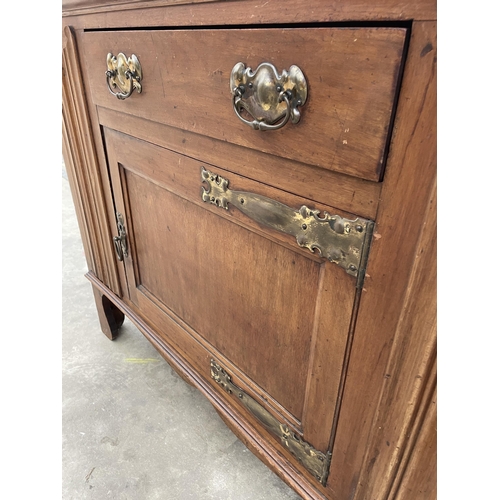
[92,286,125,340]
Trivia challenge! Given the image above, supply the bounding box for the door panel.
[127,169,321,419]
[104,126,360,458]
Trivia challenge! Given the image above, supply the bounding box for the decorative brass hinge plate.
[201,167,374,287]
[210,360,332,485]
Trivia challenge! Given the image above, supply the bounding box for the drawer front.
[82,27,406,181]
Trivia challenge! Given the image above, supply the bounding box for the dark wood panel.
[82,27,406,181]
[127,168,319,419]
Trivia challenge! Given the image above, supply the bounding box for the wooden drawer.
[82,26,407,182]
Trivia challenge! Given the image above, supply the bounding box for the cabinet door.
[104,127,370,484]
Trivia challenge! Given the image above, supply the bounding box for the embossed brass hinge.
[201,167,374,287]
[210,360,332,485]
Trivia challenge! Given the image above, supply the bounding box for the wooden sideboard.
[62,1,436,498]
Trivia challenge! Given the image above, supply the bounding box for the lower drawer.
[103,127,373,487]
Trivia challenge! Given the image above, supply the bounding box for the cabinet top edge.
[63,0,218,12]
[62,0,437,23]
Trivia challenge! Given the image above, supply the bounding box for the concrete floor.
[62,167,302,500]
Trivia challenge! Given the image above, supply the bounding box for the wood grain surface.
[103,127,362,460]
[62,2,437,498]
[63,0,436,23]
[97,107,382,220]
[62,26,122,295]
[325,21,437,500]
[87,270,328,499]
[82,27,406,181]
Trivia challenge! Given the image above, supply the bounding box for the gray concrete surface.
[62,167,301,500]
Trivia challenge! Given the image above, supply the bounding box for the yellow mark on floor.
[124,358,160,363]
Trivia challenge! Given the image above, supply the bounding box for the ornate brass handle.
[113,213,128,261]
[230,62,307,131]
[106,52,142,100]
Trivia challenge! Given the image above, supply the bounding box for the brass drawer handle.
[230,62,307,131]
[105,52,142,100]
